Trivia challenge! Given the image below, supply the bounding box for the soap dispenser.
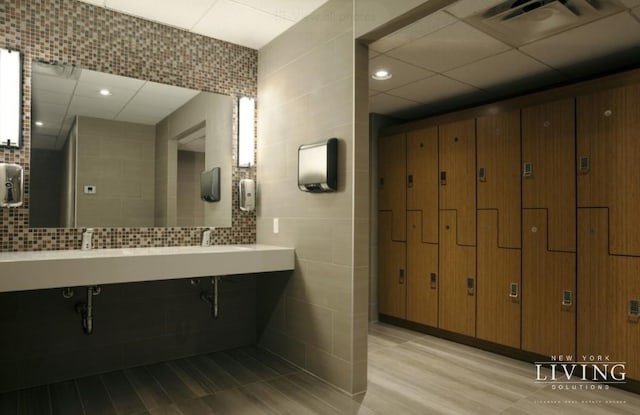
[0,163,24,207]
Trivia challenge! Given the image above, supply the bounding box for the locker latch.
[440,171,447,185]
[523,162,533,178]
[629,299,640,318]
[579,156,590,174]
[379,177,384,189]
[467,277,475,295]
[430,272,437,289]
[562,290,573,307]
[408,174,414,188]
[509,282,519,299]
[399,269,405,285]
[478,167,486,182]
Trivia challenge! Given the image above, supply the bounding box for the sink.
[0,244,294,293]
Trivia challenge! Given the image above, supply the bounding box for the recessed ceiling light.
[99,88,112,96]
[372,69,392,81]
[35,121,43,127]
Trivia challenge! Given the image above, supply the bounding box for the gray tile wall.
[256,0,369,394]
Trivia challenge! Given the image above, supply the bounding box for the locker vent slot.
[440,171,447,185]
[430,272,437,289]
[399,269,405,285]
[467,277,475,295]
[509,282,519,298]
[523,162,533,177]
[478,167,487,182]
[407,174,414,188]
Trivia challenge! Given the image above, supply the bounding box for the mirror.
[29,61,232,228]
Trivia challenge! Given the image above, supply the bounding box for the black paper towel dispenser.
[298,138,338,193]
[201,167,221,202]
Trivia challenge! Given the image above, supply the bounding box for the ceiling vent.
[465,0,625,46]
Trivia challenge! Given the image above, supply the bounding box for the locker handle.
[629,299,640,318]
[430,272,437,289]
[562,290,573,307]
[407,174,414,188]
[579,156,590,174]
[399,269,405,285]
[379,177,384,189]
[478,167,486,182]
[440,171,447,185]
[509,282,519,299]
[523,162,533,177]
[467,277,475,296]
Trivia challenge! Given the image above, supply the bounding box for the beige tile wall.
[177,150,205,227]
[75,116,156,227]
[256,0,369,395]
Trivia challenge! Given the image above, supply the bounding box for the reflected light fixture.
[372,69,392,81]
[99,88,112,96]
[0,48,22,148]
[238,96,255,168]
[35,121,44,127]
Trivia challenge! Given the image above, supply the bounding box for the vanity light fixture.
[0,48,22,148]
[99,88,112,96]
[238,96,255,168]
[372,69,392,81]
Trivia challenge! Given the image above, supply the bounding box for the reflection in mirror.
[29,61,232,228]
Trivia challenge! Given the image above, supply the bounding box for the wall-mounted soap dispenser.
[239,178,255,212]
[0,163,23,207]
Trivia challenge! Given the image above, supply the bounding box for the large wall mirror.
[29,61,232,228]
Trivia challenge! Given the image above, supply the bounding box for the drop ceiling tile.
[32,76,77,95]
[193,0,293,49]
[446,0,506,19]
[104,0,216,29]
[621,0,640,8]
[369,93,421,115]
[387,21,510,73]
[31,135,58,150]
[229,0,328,21]
[68,96,122,120]
[369,55,433,91]
[520,12,640,70]
[369,89,381,97]
[137,81,200,102]
[370,10,457,53]
[387,75,482,104]
[78,69,145,91]
[445,49,565,91]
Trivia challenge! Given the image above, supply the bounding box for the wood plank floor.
[1,323,639,414]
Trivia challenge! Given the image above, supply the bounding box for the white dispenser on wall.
[0,163,23,207]
[239,178,255,212]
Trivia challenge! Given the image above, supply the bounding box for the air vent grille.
[465,0,625,46]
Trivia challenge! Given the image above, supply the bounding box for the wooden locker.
[477,110,521,249]
[439,210,476,337]
[577,83,640,256]
[522,99,576,252]
[476,210,521,348]
[378,133,406,242]
[407,127,438,243]
[578,209,640,380]
[522,210,575,357]
[439,119,476,246]
[378,211,406,318]
[407,210,438,327]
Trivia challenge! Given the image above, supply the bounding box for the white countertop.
[0,244,294,293]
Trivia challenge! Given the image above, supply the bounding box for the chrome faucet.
[201,228,213,247]
[81,228,94,250]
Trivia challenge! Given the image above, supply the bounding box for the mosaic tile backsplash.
[0,0,258,251]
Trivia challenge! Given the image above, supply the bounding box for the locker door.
[522,98,576,252]
[378,133,406,242]
[522,210,575,357]
[476,110,521,348]
[407,211,438,327]
[378,211,406,318]
[407,127,438,243]
[439,210,476,337]
[439,119,476,246]
[477,210,521,348]
[578,209,640,380]
[577,83,640,256]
